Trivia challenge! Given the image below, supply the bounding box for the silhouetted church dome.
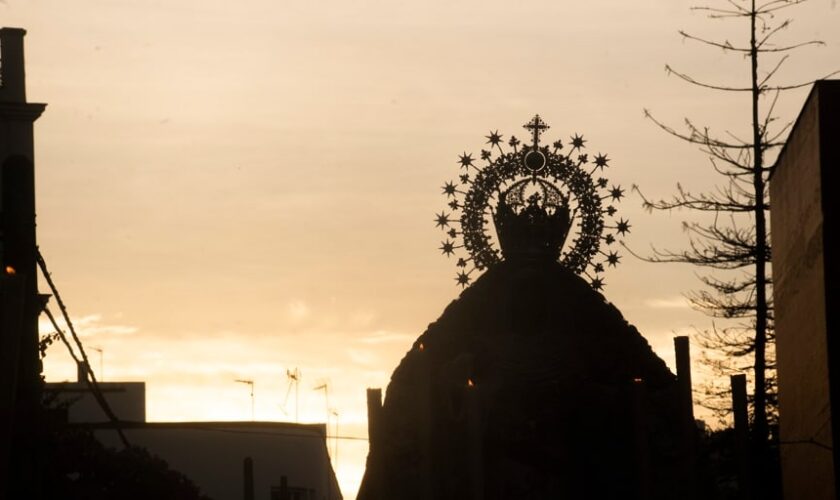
[359,259,687,500]
[359,117,693,499]
[401,260,674,388]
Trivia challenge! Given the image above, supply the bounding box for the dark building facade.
[0,27,48,498]
[771,80,840,500]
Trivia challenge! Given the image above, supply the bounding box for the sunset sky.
[4,0,839,496]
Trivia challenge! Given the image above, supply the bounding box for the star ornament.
[606,251,621,267]
[594,154,609,169]
[440,240,456,256]
[434,212,451,228]
[455,271,471,287]
[571,133,586,149]
[442,181,458,197]
[591,277,604,290]
[616,218,631,235]
[610,185,625,201]
[458,153,474,169]
[485,130,503,146]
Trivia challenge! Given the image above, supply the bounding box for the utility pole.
[235,379,255,420]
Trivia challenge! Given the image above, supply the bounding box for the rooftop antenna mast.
[281,368,301,422]
[313,381,330,422]
[235,379,255,420]
[91,346,104,380]
[331,408,340,471]
[314,381,339,466]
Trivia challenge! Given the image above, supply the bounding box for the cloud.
[346,348,378,366]
[39,313,139,338]
[644,297,690,309]
[349,309,377,328]
[356,330,414,345]
[285,300,311,322]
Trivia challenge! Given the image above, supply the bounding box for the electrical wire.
[37,249,130,448]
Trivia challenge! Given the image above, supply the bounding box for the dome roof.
[359,260,690,499]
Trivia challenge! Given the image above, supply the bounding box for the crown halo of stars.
[436,115,629,290]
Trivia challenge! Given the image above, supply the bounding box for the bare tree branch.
[635,0,830,438]
[679,30,750,52]
[665,65,753,91]
[762,69,840,91]
[760,55,789,87]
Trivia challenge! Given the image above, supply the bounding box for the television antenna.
[313,380,330,422]
[331,408,340,469]
[91,346,104,380]
[280,368,301,422]
[235,379,255,420]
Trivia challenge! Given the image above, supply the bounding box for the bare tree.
[636,0,837,449]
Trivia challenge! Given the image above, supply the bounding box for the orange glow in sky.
[4,0,838,497]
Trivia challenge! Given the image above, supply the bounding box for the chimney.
[279,476,289,500]
[77,361,89,383]
[731,374,752,499]
[674,336,697,497]
[674,336,694,422]
[242,457,254,500]
[366,388,382,450]
[0,28,28,103]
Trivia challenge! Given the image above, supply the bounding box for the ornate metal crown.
[493,178,572,263]
[435,115,630,290]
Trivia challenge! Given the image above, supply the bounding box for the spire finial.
[523,114,550,149]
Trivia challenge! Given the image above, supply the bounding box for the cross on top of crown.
[523,114,550,149]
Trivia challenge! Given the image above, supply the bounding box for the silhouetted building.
[771,79,840,500]
[46,368,342,500]
[359,261,692,500]
[0,26,48,498]
[95,422,340,500]
[359,118,698,499]
[45,363,146,424]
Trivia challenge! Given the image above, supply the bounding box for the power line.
[37,249,130,448]
[779,438,833,452]
[75,422,369,441]
[43,307,80,365]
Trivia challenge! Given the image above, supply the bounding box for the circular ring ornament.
[435,115,630,290]
[523,149,547,172]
